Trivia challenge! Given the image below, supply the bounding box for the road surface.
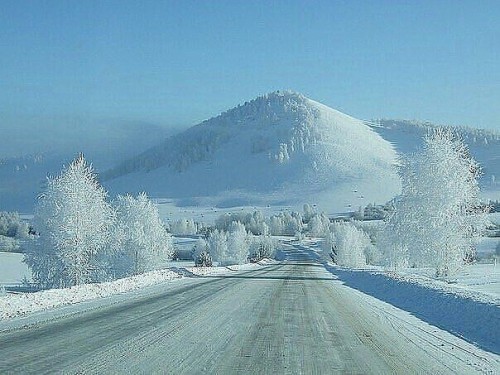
[0,245,498,374]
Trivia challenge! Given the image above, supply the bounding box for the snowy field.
[0,252,31,287]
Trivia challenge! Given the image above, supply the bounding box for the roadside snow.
[387,263,500,303]
[295,239,500,354]
[0,261,268,321]
[327,264,500,354]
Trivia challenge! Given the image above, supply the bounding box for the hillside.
[104,92,401,213]
[368,119,500,200]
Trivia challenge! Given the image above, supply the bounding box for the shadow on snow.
[324,264,500,355]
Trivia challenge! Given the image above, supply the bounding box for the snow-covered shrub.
[112,193,174,277]
[330,222,368,268]
[0,211,29,239]
[25,154,115,289]
[249,235,276,262]
[191,239,212,267]
[381,129,488,276]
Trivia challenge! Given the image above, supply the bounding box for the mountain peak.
[207,90,316,131]
[104,93,401,212]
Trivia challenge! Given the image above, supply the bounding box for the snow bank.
[0,269,181,320]
[0,261,268,321]
[326,265,500,354]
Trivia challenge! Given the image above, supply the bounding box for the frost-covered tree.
[308,213,330,237]
[208,222,250,266]
[25,154,114,288]
[303,203,315,222]
[268,211,303,236]
[381,129,488,276]
[246,211,269,236]
[207,229,228,265]
[330,222,368,268]
[113,193,173,276]
[249,235,276,262]
[225,221,250,265]
[169,218,198,235]
[191,238,212,267]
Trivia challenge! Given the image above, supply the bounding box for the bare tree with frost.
[208,222,250,266]
[381,129,488,276]
[207,229,228,265]
[330,221,368,268]
[225,221,250,265]
[25,154,114,288]
[113,193,173,276]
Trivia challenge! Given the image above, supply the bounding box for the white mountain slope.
[368,119,500,200]
[104,92,401,213]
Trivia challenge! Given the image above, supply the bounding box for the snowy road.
[0,245,498,374]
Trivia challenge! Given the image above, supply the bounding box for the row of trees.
[16,128,491,288]
[312,130,488,276]
[24,155,173,289]
[192,222,277,267]
[215,210,304,236]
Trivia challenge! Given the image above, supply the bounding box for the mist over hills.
[0,120,172,212]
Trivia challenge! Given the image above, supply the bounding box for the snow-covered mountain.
[0,121,172,212]
[4,92,498,214]
[367,119,500,200]
[103,91,401,213]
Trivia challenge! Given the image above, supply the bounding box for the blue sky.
[1,0,499,130]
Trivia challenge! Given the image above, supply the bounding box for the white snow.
[292,239,500,354]
[104,91,401,214]
[0,252,31,286]
[369,119,500,202]
[0,255,267,320]
[1,237,498,362]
